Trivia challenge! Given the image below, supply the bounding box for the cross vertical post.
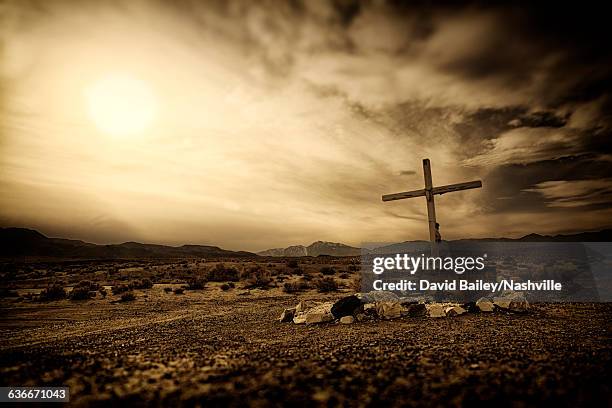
[422,159,438,256]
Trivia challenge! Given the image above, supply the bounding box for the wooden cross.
[382,159,482,255]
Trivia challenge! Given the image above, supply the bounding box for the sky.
[1,0,611,251]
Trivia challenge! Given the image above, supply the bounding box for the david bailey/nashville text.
[372,279,563,292]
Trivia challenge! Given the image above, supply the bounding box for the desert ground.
[1,258,610,407]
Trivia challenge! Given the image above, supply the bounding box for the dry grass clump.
[241,265,271,288]
[282,280,311,293]
[207,263,240,282]
[39,284,66,301]
[186,276,207,290]
[315,277,338,292]
[120,292,136,302]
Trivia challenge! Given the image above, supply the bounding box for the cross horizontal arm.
[432,180,482,195]
[382,189,426,202]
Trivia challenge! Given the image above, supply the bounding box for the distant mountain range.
[257,241,361,257]
[0,228,256,260]
[1,227,611,260]
[258,229,612,256]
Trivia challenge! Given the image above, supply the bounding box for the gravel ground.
[1,289,610,407]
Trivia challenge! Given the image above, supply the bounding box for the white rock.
[293,315,307,324]
[375,301,402,320]
[476,298,494,312]
[293,302,335,324]
[444,306,466,317]
[340,316,354,324]
[426,304,445,318]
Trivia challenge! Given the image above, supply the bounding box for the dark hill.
[0,228,256,260]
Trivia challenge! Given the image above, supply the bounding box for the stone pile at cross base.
[278,291,529,324]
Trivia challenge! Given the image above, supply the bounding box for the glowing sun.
[86,75,156,137]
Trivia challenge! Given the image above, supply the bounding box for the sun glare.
[86,75,156,137]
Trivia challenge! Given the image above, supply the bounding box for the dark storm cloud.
[480,155,612,213]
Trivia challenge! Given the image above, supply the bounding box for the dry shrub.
[283,281,311,293]
[132,278,153,289]
[70,286,93,300]
[207,263,240,282]
[187,276,207,290]
[112,283,132,295]
[241,265,271,288]
[315,277,338,292]
[320,266,336,276]
[173,287,185,295]
[74,280,100,291]
[39,284,66,301]
[350,275,362,292]
[120,292,136,302]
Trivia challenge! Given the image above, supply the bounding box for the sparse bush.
[241,265,271,288]
[207,263,240,282]
[292,267,304,275]
[348,265,359,272]
[228,282,235,288]
[350,275,362,292]
[120,292,136,302]
[287,259,299,268]
[339,272,350,279]
[220,283,230,291]
[99,287,107,298]
[320,266,336,276]
[133,278,153,289]
[174,287,184,295]
[70,286,94,300]
[301,271,314,281]
[187,276,207,290]
[74,280,100,292]
[39,284,66,301]
[283,281,311,293]
[112,283,132,295]
[163,287,172,293]
[315,277,338,292]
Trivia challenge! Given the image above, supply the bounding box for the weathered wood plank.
[382,188,426,202]
[432,180,482,195]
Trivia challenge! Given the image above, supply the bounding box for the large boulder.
[331,295,362,319]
